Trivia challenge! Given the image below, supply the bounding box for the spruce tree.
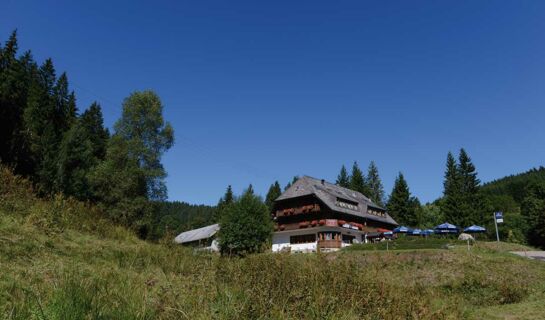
[265,181,282,211]
[24,58,59,193]
[521,182,545,248]
[56,103,109,200]
[0,31,34,176]
[441,149,486,227]
[215,185,235,222]
[442,152,462,225]
[245,184,255,196]
[366,161,385,206]
[336,165,350,188]
[284,176,299,191]
[387,173,420,226]
[79,102,109,160]
[458,148,485,226]
[350,162,370,196]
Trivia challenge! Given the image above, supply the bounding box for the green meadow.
[2,168,545,320]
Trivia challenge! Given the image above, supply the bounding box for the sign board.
[325,219,337,227]
[495,212,504,224]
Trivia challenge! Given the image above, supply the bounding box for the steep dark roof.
[275,176,398,226]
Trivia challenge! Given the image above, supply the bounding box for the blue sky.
[3,1,545,205]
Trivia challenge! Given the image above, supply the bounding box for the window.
[290,234,316,244]
[367,207,386,217]
[335,197,358,211]
[342,234,356,244]
[318,232,341,241]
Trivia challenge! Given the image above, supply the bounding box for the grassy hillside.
[2,168,545,319]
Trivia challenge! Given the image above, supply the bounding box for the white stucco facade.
[272,226,365,253]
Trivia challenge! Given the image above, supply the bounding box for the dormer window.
[335,198,358,211]
[367,207,385,217]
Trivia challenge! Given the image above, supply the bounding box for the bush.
[218,192,273,256]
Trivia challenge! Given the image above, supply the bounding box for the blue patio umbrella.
[463,225,486,233]
[408,228,422,236]
[393,226,411,233]
[434,222,460,234]
[422,229,434,236]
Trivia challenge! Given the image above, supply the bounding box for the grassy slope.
[1,169,545,319]
[2,213,545,320]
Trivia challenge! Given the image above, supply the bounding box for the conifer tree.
[350,162,370,195]
[215,185,235,222]
[221,185,235,205]
[441,149,486,227]
[521,182,545,248]
[56,103,109,199]
[79,102,109,160]
[0,31,34,175]
[458,148,485,225]
[245,184,255,196]
[336,165,350,188]
[284,176,299,191]
[265,181,282,211]
[24,58,60,193]
[441,152,462,224]
[387,173,420,226]
[366,161,385,206]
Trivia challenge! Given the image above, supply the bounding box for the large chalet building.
[272,176,398,252]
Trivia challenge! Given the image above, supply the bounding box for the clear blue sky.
[3,1,545,205]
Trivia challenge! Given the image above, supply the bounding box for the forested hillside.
[149,201,216,239]
[482,167,545,204]
[0,31,174,239]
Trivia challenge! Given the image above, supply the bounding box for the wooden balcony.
[317,239,342,249]
[275,204,320,217]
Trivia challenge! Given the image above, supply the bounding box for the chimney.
[321,179,325,185]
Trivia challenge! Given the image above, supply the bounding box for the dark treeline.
[150,201,216,239]
[0,31,174,239]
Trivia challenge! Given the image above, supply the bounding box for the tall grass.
[1,167,545,319]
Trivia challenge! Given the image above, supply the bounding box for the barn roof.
[275,176,398,226]
[174,224,220,244]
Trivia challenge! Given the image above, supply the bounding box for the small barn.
[174,224,220,252]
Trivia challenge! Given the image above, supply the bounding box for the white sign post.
[494,212,503,242]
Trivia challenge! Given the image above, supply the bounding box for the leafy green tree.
[350,161,370,196]
[336,165,350,188]
[265,181,282,211]
[89,135,150,232]
[114,90,174,200]
[387,173,420,226]
[366,161,385,206]
[419,202,445,228]
[218,190,273,256]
